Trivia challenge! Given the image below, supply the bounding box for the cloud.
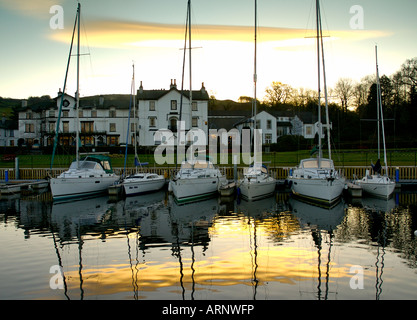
[48,19,392,50]
[0,0,62,18]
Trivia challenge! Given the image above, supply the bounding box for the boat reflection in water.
[288,197,345,300]
[6,187,416,300]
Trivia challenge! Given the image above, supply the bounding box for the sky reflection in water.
[0,190,416,300]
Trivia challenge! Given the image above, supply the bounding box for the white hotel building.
[18,80,209,148]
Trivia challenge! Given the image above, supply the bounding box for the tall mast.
[132,63,140,172]
[188,0,192,124]
[253,0,258,163]
[50,4,78,169]
[75,2,81,168]
[375,45,388,173]
[318,4,331,160]
[375,46,381,160]
[316,0,322,165]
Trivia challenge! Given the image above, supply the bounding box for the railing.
[1,166,416,182]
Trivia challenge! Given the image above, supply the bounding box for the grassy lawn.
[1,149,416,168]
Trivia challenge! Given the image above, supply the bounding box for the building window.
[91,110,97,118]
[305,125,313,136]
[192,102,197,111]
[149,101,156,111]
[62,110,69,118]
[81,121,94,133]
[79,110,83,118]
[81,136,94,146]
[49,122,56,133]
[192,117,198,127]
[169,117,177,132]
[149,117,156,127]
[265,133,272,144]
[25,124,34,133]
[171,100,177,110]
[109,123,116,132]
[267,120,272,130]
[49,110,55,117]
[107,136,119,146]
[109,109,116,118]
[26,113,32,120]
[63,121,69,133]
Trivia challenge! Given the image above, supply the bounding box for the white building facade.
[17,80,209,149]
[234,110,324,144]
[137,80,209,147]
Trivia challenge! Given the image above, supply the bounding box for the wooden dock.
[0,180,49,195]
[0,166,416,196]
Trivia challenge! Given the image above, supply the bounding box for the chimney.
[139,81,143,94]
[170,79,177,90]
[201,82,206,94]
[21,99,27,108]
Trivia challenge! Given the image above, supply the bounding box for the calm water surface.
[1,188,416,300]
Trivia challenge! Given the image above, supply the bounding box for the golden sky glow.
[1,0,415,101]
[49,20,391,49]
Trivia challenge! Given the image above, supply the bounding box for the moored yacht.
[239,164,276,201]
[288,158,345,205]
[123,172,166,196]
[287,0,345,205]
[169,159,226,203]
[50,154,120,201]
[356,171,395,199]
[355,46,395,199]
[238,0,276,201]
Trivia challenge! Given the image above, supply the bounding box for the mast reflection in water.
[0,189,417,300]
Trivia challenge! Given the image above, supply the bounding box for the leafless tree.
[333,77,355,112]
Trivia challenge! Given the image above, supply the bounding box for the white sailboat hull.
[123,175,165,196]
[356,175,395,199]
[50,175,120,201]
[170,176,226,203]
[290,177,345,204]
[239,178,276,201]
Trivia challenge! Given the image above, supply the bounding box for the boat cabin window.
[302,159,333,169]
[194,161,209,169]
[181,162,192,169]
[320,160,332,168]
[70,160,102,171]
[101,160,111,171]
[181,161,214,169]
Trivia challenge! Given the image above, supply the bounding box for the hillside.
[0,97,21,119]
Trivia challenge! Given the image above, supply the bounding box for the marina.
[1,183,416,300]
[1,0,417,305]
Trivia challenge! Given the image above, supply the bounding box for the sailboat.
[49,3,119,201]
[355,46,395,199]
[287,0,345,205]
[169,0,227,203]
[238,0,276,201]
[120,64,165,197]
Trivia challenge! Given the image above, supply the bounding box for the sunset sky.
[1,0,416,101]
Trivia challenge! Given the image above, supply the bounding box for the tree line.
[259,57,417,149]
